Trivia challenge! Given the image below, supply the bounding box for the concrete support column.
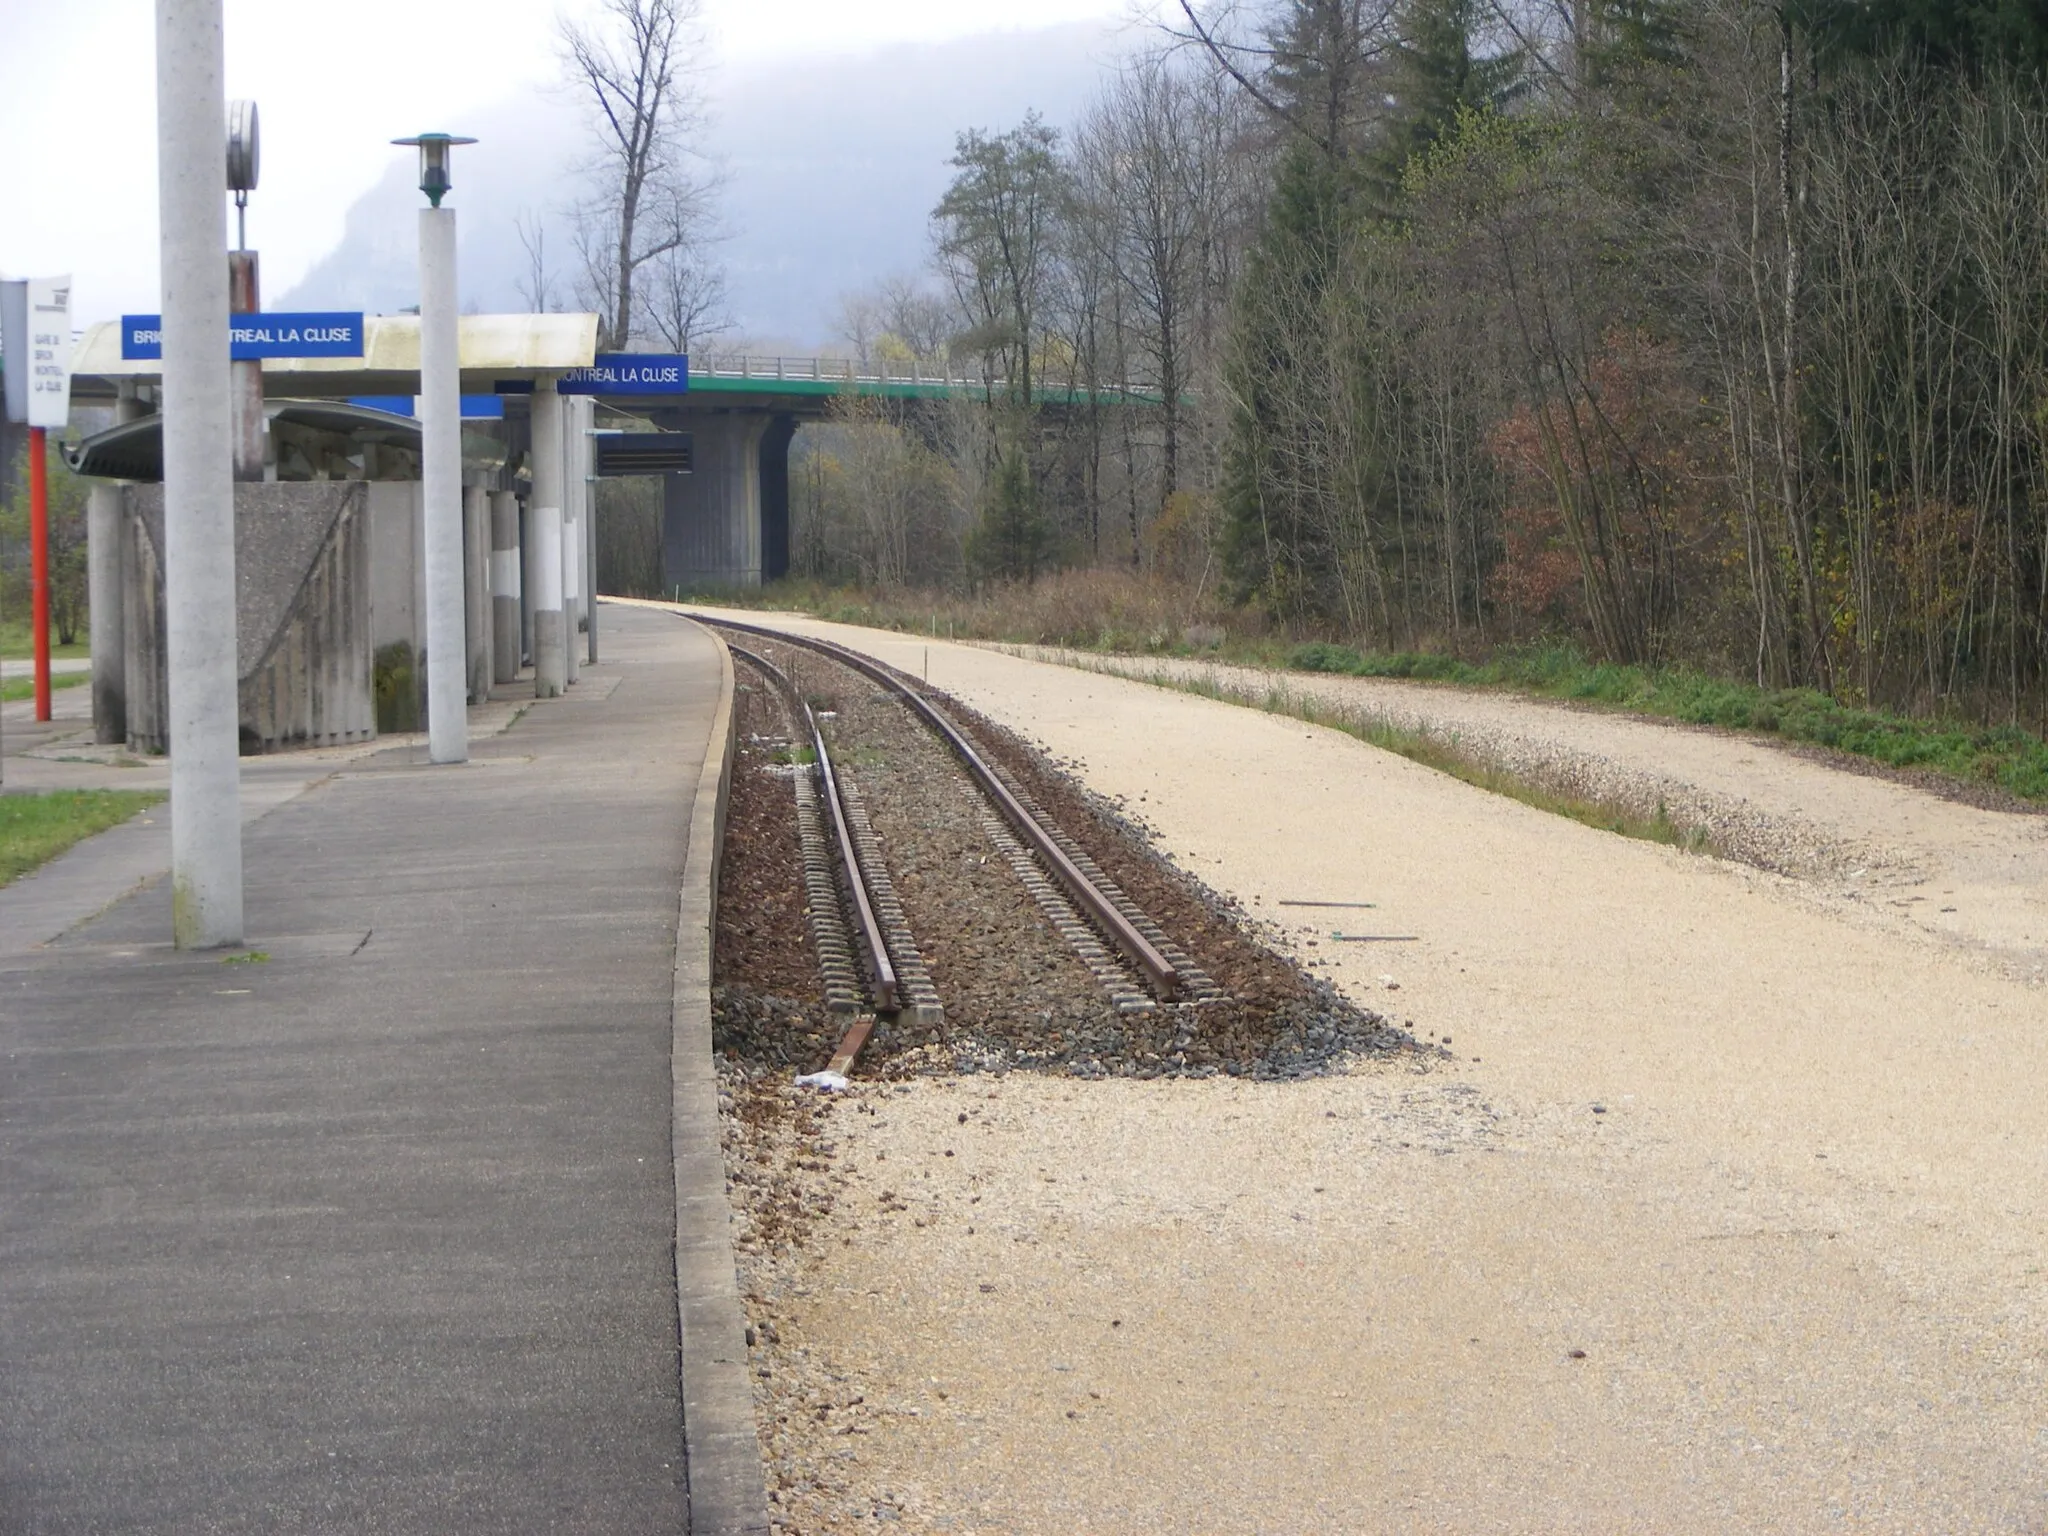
[580,397,599,663]
[531,383,566,699]
[518,496,534,666]
[156,0,243,947]
[760,413,796,583]
[88,383,143,747]
[562,396,583,682]
[563,504,581,685]
[463,481,489,703]
[661,413,769,591]
[490,489,520,683]
[418,205,466,762]
[87,484,126,744]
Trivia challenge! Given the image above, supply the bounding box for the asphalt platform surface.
[1,605,722,1533]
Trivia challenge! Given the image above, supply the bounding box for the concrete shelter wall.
[120,481,374,752]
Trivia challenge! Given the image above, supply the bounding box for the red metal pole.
[29,425,51,721]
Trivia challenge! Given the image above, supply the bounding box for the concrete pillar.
[463,481,490,703]
[563,505,580,685]
[156,0,243,947]
[228,250,263,482]
[564,396,585,680]
[87,484,126,744]
[490,489,520,683]
[661,413,769,591]
[531,383,566,698]
[760,413,796,583]
[88,384,147,746]
[580,397,598,664]
[418,205,466,763]
[519,496,534,665]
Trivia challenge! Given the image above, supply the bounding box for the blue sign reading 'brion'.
[559,353,689,395]
[121,312,365,361]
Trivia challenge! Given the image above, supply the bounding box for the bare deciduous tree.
[560,0,722,350]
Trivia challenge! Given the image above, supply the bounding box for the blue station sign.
[559,353,689,395]
[121,311,365,361]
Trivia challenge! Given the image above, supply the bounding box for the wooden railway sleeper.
[979,813,1157,1014]
[808,704,899,1014]
[697,617,1185,1002]
[985,762,1229,1006]
[833,775,943,1029]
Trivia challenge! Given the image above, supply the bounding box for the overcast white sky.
[0,0,1141,324]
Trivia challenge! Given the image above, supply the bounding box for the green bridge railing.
[686,354,1166,407]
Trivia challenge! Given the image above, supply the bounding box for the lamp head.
[227,101,260,194]
[391,132,478,208]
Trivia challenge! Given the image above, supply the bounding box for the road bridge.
[67,325,1164,595]
[598,353,1162,592]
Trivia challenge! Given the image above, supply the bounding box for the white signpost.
[25,276,72,429]
[1,274,74,720]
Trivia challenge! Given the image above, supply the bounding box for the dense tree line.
[791,0,2048,719]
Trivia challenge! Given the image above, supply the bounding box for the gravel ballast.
[680,606,2048,1535]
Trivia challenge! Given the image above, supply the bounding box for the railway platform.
[0,603,764,1534]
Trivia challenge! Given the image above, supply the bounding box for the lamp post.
[392,132,475,764]
[226,99,264,482]
[156,0,242,946]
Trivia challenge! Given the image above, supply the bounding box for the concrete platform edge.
[669,619,770,1534]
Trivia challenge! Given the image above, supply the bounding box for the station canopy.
[66,312,599,402]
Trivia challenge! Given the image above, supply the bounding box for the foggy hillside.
[278,22,1133,348]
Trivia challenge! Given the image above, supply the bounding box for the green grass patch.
[1277,640,2048,803]
[221,949,270,965]
[1131,664,1713,854]
[0,669,91,704]
[0,789,164,887]
[677,578,2048,805]
[0,618,90,663]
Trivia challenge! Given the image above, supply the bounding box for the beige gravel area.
[1038,647,2048,979]
[694,609,2048,1534]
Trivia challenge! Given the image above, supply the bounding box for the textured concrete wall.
[662,414,768,591]
[368,482,421,658]
[122,481,375,753]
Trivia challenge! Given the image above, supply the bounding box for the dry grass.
[708,569,1255,653]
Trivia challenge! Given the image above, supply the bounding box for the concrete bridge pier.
[661,413,768,591]
[760,413,795,585]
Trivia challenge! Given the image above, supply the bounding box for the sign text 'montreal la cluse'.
[121,312,366,361]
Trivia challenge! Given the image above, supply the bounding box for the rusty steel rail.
[701,616,1182,1002]
[728,641,900,1015]
[806,701,899,1012]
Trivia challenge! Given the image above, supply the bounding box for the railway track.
[710,616,1223,1077]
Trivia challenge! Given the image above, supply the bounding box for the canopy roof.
[67,312,599,402]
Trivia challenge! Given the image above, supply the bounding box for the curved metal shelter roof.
[66,399,458,481]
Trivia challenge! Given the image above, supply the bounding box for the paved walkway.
[0,657,94,680]
[1,605,733,1533]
